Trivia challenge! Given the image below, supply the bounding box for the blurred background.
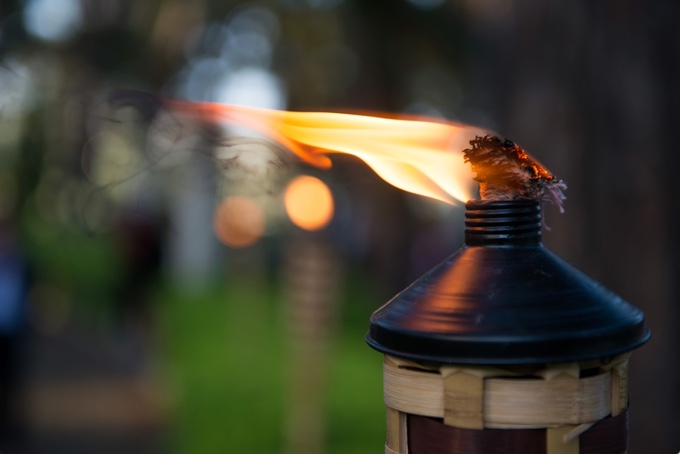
[0,0,678,453]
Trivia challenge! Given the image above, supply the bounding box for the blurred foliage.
[156,274,384,454]
[22,207,120,299]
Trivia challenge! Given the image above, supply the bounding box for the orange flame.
[165,99,487,204]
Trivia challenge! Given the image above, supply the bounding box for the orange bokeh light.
[284,176,334,231]
[214,196,266,248]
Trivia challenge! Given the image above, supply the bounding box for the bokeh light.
[215,67,286,110]
[284,175,334,231]
[23,0,83,42]
[176,4,285,110]
[213,196,266,248]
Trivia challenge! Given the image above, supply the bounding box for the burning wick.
[463,135,567,212]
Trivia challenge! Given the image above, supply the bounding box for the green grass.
[156,274,385,454]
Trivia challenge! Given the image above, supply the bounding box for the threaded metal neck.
[464,199,542,246]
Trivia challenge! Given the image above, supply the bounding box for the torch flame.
[164,99,486,204]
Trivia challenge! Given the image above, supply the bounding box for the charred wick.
[463,135,567,212]
[462,135,549,199]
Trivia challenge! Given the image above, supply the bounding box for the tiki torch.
[367,137,650,454]
[113,92,649,453]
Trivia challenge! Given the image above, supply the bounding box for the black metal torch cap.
[366,200,650,365]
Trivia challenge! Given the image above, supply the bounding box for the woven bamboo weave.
[383,356,627,429]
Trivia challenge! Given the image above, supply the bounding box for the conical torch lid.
[366,200,650,365]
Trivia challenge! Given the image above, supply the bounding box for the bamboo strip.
[485,373,611,427]
[399,410,408,453]
[537,363,580,380]
[546,425,579,454]
[563,422,595,443]
[384,362,443,417]
[386,355,439,372]
[385,407,408,454]
[383,357,614,428]
[606,354,630,416]
[385,445,400,454]
[444,372,485,429]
